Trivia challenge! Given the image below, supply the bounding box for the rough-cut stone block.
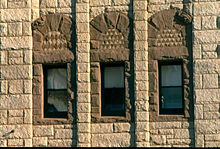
[136,112,149,122]
[77,23,89,33]
[33,137,47,147]
[194,3,219,16]
[0,51,7,65]
[0,110,7,124]
[195,134,204,147]
[9,80,23,94]
[8,0,30,8]
[202,44,217,52]
[77,103,90,113]
[9,58,23,65]
[205,134,220,141]
[193,16,201,30]
[90,0,111,6]
[8,110,23,117]
[158,129,173,135]
[202,52,217,59]
[8,117,24,124]
[135,100,149,111]
[57,0,71,7]
[24,139,32,147]
[0,80,7,94]
[174,129,190,139]
[77,93,90,103]
[113,123,131,133]
[76,3,89,13]
[150,135,166,145]
[136,122,149,132]
[151,122,182,129]
[55,129,73,139]
[202,16,217,29]
[24,80,32,94]
[76,13,89,23]
[0,37,32,50]
[77,113,90,122]
[204,112,219,120]
[194,74,202,89]
[0,0,7,8]
[0,95,32,109]
[8,51,23,58]
[40,0,57,8]
[194,30,220,44]
[77,53,89,63]
[196,120,219,134]
[33,126,53,137]
[204,104,219,112]
[0,23,7,36]
[203,74,218,89]
[195,89,219,103]
[136,132,150,142]
[78,83,90,93]
[8,139,23,146]
[0,9,31,22]
[77,123,90,133]
[24,109,32,124]
[1,65,32,79]
[78,133,90,143]
[91,124,113,134]
[194,60,220,74]
[77,63,89,73]
[92,133,130,147]
[112,0,130,5]
[195,104,203,119]
[167,138,191,145]
[133,1,147,11]
[48,139,74,147]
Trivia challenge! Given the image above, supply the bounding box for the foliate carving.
[99,29,125,50]
[176,10,192,24]
[156,29,184,47]
[42,31,68,51]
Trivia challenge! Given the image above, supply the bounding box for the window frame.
[100,62,126,117]
[158,61,184,115]
[43,64,68,119]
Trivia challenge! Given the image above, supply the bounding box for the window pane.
[47,90,68,112]
[161,87,183,109]
[47,68,67,89]
[104,67,124,88]
[161,65,182,86]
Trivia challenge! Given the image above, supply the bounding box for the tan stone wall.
[192,1,220,147]
[0,0,32,147]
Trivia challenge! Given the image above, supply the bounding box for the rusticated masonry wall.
[192,1,220,147]
[0,0,32,147]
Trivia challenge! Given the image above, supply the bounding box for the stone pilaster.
[0,0,33,147]
[133,0,149,147]
[75,0,91,147]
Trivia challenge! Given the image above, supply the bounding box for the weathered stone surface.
[174,129,190,139]
[150,135,166,145]
[91,124,113,134]
[8,139,23,146]
[92,133,130,147]
[0,95,31,109]
[195,104,203,119]
[9,80,23,94]
[33,137,47,147]
[8,117,23,124]
[0,23,7,36]
[48,139,74,147]
[136,132,150,142]
[0,9,31,22]
[196,120,219,134]
[55,129,73,139]
[113,123,131,133]
[90,0,111,6]
[202,16,217,29]
[203,74,218,89]
[151,122,182,129]
[33,126,53,137]
[57,0,71,7]
[194,3,219,16]
[194,30,220,44]
[0,110,7,124]
[0,37,32,50]
[195,89,219,103]
[194,60,220,74]
[1,65,32,79]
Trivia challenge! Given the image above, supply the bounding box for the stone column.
[192,1,220,147]
[0,0,33,147]
[75,0,91,147]
[133,0,150,147]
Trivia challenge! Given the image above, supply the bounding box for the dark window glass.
[159,62,183,114]
[101,64,125,116]
[44,65,68,118]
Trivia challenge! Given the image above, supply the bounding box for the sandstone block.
[90,0,111,6]
[9,58,23,65]
[77,113,90,122]
[135,112,149,122]
[24,80,32,94]
[8,117,24,124]
[195,120,219,134]
[135,100,149,111]
[195,104,203,119]
[57,0,71,7]
[8,23,22,36]
[135,61,148,71]
[174,129,190,139]
[9,80,23,94]
[77,123,90,133]
[24,51,32,64]
[8,110,23,117]
[194,74,202,89]
[91,123,113,134]
[48,139,74,147]
[167,138,191,145]
[40,0,57,8]
[202,44,217,52]
[194,30,220,44]
[33,126,53,137]
[33,137,47,147]
[77,93,90,103]
[0,0,7,8]
[194,60,220,74]
[0,140,6,147]
[202,52,217,59]
[134,11,148,21]
[76,3,89,13]
[77,43,90,53]
[113,123,131,133]
[158,129,173,135]
[77,83,90,93]
[0,37,32,50]
[77,63,90,73]
[0,23,7,36]
[202,16,217,29]
[8,51,23,58]
[24,109,32,124]
[204,112,219,120]
[78,133,90,143]
[133,1,147,11]
[76,13,89,23]
[78,33,90,43]
[77,53,89,63]
[77,103,90,113]
[0,80,8,94]
[77,23,89,33]
[0,110,7,124]
[1,65,32,79]
[195,89,219,103]
[24,139,32,147]
[55,129,73,139]
[205,134,220,141]
[7,125,32,139]
[8,139,23,146]
[136,132,150,142]
[152,122,182,129]
[92,133,130,147]
[134,41,148,51]
[150,135,166,145]
[203,74,218,89]
[136,122,149,132]
[0,95,32,109]
[0,9,31,22]
[194,3,219,16]
[193,16,201,30]
[204,104,219,112]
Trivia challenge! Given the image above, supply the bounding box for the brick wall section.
[133,0,149,147]
[0,0,32,147]
[76,0,91,147]
[192,1,220,147]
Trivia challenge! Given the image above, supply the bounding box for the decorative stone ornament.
[32,14,74,64]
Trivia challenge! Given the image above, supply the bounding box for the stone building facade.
[0,0,219,147]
